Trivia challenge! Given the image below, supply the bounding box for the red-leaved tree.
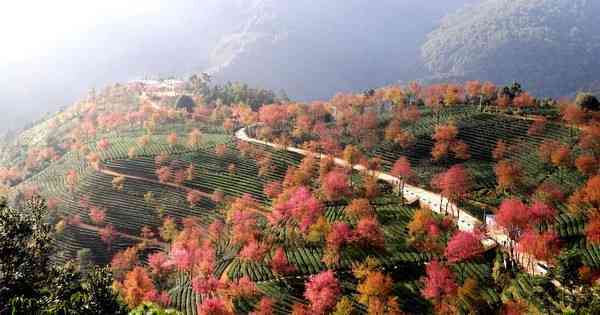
[191,275,222,296]
[495,160,523,192]
[89,206,106,226]
[187,190,204,207]
[528,201,556,226]
[304,270,341,315]
[270,247,296,274]
[239,240,268,262]
[431,124,470,161]
[269,186,324,234]
[421,261,458,313]
[344,198,374,221]
[444,231,483,263]
[575,154,597,176]
[97,138,111,151]
[352,217,385,249]
[323,222,353,265]
[495,199,530,260]
[434,165,471,216]
[585,214,600,245]
[99,224,118,249]
[390,156,413,203]
[250,297,274,315]
[156,166,171,184]
[326,222,353,253]
[111,246,139,280]
[492,140,508,161]
[148,251,169,275]
[518,229,560,264]
[495,199,529,236]
[321,169,351,201]
[197,297,232,315]
[263,181,283,199]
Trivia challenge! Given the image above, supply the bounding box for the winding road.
[235,126,548,275]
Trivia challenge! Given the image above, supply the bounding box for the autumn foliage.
[304,270,341,315]
[121,266,156,308]
[352,216,385,249]
[89,206,106,225]
[263,181,283,199]
[269,186,324,234]
[444,231,483,263]
[492,140,508,160]
[431,123,470,161]
[585,214,600,245]
[344,198,374,220]
[250,297,274,315]
[12,76,600,315]
[517,229,560,262]
[270,247,296,274]
[99,224,118,247]
[187,190,204,207]
[495,160,523,192]
[432,165,471,214]
[575,154,597,176]
[408,208,454,253]
[352,259,400,314]
[321,169,351,201]
[421,261,458,312]
[495,199,529,239]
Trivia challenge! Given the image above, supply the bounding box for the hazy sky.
[0,0,476,133]
[0,0,226,131]
[1,1,163,63]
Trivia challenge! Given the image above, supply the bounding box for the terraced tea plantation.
[3,79,600,314]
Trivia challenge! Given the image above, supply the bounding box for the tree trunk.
[445,198,450,215]
[439,194,444,213]
[401,181,405,205]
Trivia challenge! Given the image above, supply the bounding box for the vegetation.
[0,197,127,314]
[421,0,600,97]
[1,74,600,314]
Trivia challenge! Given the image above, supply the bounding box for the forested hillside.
[422,0,600,97]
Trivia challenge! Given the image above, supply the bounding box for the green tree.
[0,198,52,309]
[575,93,600,111]
[0,197,127,314]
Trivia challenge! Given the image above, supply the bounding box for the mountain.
[208,0,479,100]
[0,1,480,134]
[421,0,600,97]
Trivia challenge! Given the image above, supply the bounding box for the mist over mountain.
[5,0,600,132]
[421,0,600,97]
[208,0,479,100]
[0,0,475,133]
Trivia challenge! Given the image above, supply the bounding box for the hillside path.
[98,165,270,215]
[75,221,168,248]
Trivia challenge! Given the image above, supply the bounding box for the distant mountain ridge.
[7,0,600,133]
[206,0,477,100]
[421,0,600,97]
[0,1,476,133]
